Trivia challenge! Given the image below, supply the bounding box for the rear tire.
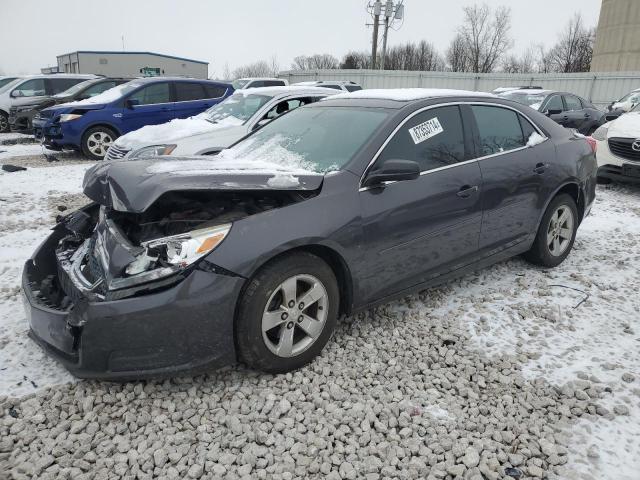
[236,252,339,373]
[81,126,118,160]
[0,111,9,133]
[524,194,578,268]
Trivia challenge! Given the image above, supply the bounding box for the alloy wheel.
[0,114,8,132]
[547,205,574,257]
[86,131,113,158]
[261,274,329,358]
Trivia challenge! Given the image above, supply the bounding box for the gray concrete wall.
[592,0,640,72]
[56,53,208,78]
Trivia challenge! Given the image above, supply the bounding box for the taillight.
[586,136,597,153]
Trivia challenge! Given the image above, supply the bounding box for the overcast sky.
[0,0,602,76]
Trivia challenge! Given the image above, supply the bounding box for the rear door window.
[248,81,264,88]
[49,78,85,94]
[322,85,343,90]
[345,85,362,92]
[377,105,467,172]
[175,82,206,101]
[471,105,526,156]
[545,95,564,112]
[263,80,285,87]
[12,79,46,97]
[128,82,171,105]
[564,95,583,111]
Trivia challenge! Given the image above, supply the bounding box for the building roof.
[57,51,209,65]
[329,88,495,102]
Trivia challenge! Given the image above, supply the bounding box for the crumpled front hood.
[83,157,324,213]
[607,112,640,138]
[43,103,105,115]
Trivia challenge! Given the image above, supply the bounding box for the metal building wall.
[279,70,640,108]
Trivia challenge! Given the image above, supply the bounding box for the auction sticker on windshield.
[409,117,443,144]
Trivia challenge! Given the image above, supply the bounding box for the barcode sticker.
[408,117,444,144]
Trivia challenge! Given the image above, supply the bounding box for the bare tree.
[221,62,232,81]
[501,46,537,73]
[455,3,513,73]
[446,34,471,72]
[340,51,372,69]
[232,59,279,79]
[291,54,339,70]
[544,14,595,73]
[383,40,444,71]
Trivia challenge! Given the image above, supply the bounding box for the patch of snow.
[266,173,300,188]
[145,156,314,177]
[526,132,546,147]
[0,143,54,160]
[63,82,140,106]
[328,88,494,102]
[0,163,91,397]
[116,116,242,149]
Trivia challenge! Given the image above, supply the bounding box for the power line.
[367,0,405,70]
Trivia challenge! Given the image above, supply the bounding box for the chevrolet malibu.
[23,89,597,379]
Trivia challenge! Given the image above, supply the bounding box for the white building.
[54,51,209,78]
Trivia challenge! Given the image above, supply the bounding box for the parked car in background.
[23,88,597,378]
[232,78,288,89]
[106,86,337,160]
[593,103,640,184]
[497,89,606,135]
[293,80,362,92]
[492,86,543,94]
[0,74,95,132]
[9,77,131,133]
[33,77,233,160]
[0,76,20,90]
[604,88,640,122]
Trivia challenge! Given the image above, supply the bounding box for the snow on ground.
[0,149,92,396]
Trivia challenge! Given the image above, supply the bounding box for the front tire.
[524,193,578,267]
[81,126,118,160]
[0,111,9,133]
[236,252,339,373]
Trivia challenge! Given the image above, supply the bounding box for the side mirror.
[545,109,562,116]
[362,159,420,188]
[10,90,22,98]
[126,98,140,109]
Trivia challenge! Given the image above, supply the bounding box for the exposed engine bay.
[44,190,316,303]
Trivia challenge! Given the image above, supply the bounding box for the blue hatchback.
[33,77,233,159]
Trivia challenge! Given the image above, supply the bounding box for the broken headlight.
[120,223,231,285]
[129,144,177,159]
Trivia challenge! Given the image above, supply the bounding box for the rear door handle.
[533,163,549,174]
[456,185,479,198]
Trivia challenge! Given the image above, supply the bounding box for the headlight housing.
[115,224,232,289]
[129,144,177,159]
[59,113,83,123]
[592,124,609,141]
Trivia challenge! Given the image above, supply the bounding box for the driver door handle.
[533,163,549,175]
[457,185,479,198]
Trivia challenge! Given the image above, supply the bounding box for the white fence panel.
[279,70,640,108]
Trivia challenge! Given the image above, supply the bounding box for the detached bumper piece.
[22,220,244,380]
[598,164,640,184]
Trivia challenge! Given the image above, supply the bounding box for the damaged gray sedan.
[23,89,597,379]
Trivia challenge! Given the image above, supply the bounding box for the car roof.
[232,85,339,97]
[237,77,283,81]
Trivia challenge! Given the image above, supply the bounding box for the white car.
[593,103,640,183]
[0,74,96,132]
[231,78,288,90]
[610,88,640,113]
[106,86,337,160]
[292,80,362,92]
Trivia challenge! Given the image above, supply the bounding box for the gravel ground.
[0,135,639,480]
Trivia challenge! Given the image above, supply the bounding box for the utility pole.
[370,1,382,69]
[380,0,404,70]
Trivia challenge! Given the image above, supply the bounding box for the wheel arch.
[237,244,354,319]
[82,122,122,139]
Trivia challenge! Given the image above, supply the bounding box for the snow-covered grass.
[0,153,91,396]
